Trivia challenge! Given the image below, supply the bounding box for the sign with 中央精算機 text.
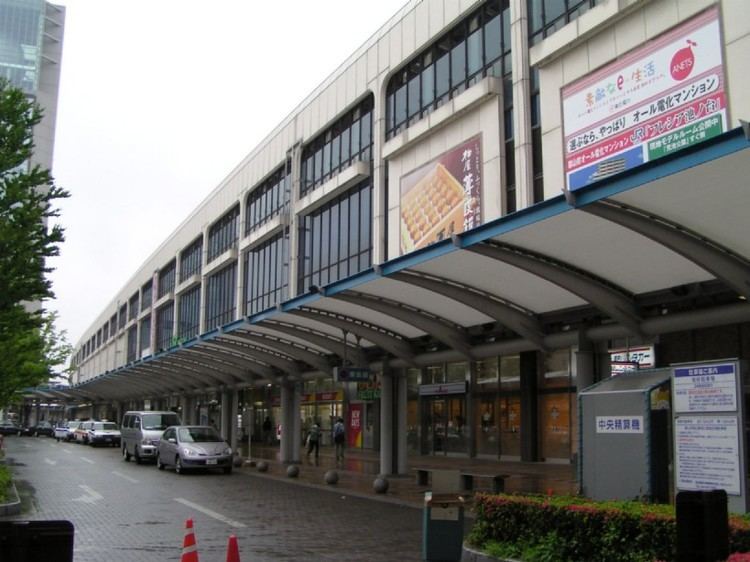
[673,362,737,413]
[562,7,726,191]
[595,416,643,434]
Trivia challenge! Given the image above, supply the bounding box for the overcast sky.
[48,0,408,350]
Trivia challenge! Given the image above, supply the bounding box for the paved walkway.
[239,442,578,509]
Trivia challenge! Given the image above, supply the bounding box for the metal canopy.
[70,129,750,400]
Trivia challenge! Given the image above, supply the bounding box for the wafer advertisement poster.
[399,135,482,254]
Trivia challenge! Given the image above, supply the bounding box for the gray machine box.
[579,369,672,502]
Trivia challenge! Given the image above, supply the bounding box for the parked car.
[32,421,55,437]
[87,421,121,447]
[156,425,233,475]
[55,420,82,442]
[73,421,95,444]
[0,421,21,435]
[121,410,181,464]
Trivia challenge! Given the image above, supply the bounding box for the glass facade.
[246,163,290,233]
[207,205,239,263]
[206,262,237,329]
[528,0,600,45]
[298,180,372,294]
[0,0,44,93]
[243,233,288,316]
[128,292,139,321]
[158,260,176,299]
[386,0,511,139]
[126,325,137,363]
[139,315,151,356]
[141,280,152,311]
[180,237,203,282]
[300,96,373,196]
[155,302,174,352]
[178,285,201,340]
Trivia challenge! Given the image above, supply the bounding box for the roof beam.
[257,320,367,365]
[467,241,643,337]
[211,336,302,376]
[584,200,750,298]
[389,271,548,351]
[228,330,332,374]
[189,344,276,380]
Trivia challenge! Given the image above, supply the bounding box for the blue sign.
[334,367,371,383]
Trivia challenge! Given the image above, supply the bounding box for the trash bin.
[422,492,465,562]
[676,490,729,562]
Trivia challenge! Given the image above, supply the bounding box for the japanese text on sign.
[595,416,643,434]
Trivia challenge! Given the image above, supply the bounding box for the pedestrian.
[306,420,321,459]
[262,416,272,444]
[333,417,345,461]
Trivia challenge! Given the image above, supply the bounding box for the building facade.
[68,0,750,475]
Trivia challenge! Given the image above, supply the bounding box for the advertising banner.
[562,7,726,191]
[400,135,482,254]
[347,403,363,448]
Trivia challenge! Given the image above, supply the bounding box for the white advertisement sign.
[562,7,726,190]
[673,362,737,413]
[595,416,643,434]
[675,416,740,495]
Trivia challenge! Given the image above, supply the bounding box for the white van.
[121,410,181,464]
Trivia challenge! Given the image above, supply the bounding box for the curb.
[0,481,22,516]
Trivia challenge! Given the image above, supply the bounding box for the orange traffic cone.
[226,534,240,562]
[181,518,199,562]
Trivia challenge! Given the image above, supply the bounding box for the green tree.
[0,78,71,403]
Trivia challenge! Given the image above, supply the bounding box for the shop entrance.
[422,395,467,455]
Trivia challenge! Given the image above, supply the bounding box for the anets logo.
[671,39,696,81]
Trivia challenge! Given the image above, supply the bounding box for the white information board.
[673,362,737,412]
[675,416,740,495]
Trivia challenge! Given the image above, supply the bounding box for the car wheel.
[122,445,131,462]
[223,466,232,475]
[157,453,165,471]
[134,447,142,465]
[175,457,183,475]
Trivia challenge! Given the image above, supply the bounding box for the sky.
[48,0,409,350]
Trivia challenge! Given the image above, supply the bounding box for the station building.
[64,0,750,477]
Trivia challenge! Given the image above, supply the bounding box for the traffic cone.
[226,534,240,562]
[181,518,199,562]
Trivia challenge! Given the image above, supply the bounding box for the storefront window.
[424,365,444,384]
[499,394,521,458]
[540,348,572,388]
[407,368,420,454]
[500,355,520,390]
[446,361,468,383]
[538,349,574,461]
[475,358,498,456]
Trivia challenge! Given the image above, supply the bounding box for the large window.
[109,314,117,337]
[386,1,511,139]
[158,260,176,299]
[180,237,203,282]
[300,96,373,196]
[139,315,151,356]
[156,302,174,351]
[141,280,152,311]
[244,233,289,316]
[246,163,290,233]
[208,205,240,263]
[118,304,127,330]
[298,180,372,294]
[128,292,139,321]
[178,285,201,340]
[126,325,137,363]
[528,0,600,45]
[206,262,237,329]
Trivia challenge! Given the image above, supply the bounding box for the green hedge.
[0,464,11,503]
[468,493,750,562]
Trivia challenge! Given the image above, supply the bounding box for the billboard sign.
[400,136,482,254]
[562,7,726,191]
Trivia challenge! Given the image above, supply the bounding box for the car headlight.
[142,438,158,446]
[182,447,197,457]
[223,447,232,456]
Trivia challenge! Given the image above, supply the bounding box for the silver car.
[156,426,233,475]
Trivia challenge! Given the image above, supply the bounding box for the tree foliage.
[0,78,71,403]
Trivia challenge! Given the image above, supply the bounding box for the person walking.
[306,420,321,459]
[333,417,345,461]
[262,416,272,444]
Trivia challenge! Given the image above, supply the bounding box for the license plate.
[206,459,217,465]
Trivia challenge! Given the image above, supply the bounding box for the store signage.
[399,135,482,254]
[333,366,372,383]
[675,416,740,495]
[419,382,467,396]
[562,7,726,191]
[348,403,363,448]
[609,345,655,375]
[356,380,381,400]
[673,361,737,413]
[595,415,643,434]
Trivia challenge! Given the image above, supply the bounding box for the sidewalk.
[237,442,577,509]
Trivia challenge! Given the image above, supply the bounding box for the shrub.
[0,464,11,503]
[469,493,750,562]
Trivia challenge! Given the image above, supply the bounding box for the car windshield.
[93,422,118,431]
[178,427,222,443]
[142,414,180,430]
